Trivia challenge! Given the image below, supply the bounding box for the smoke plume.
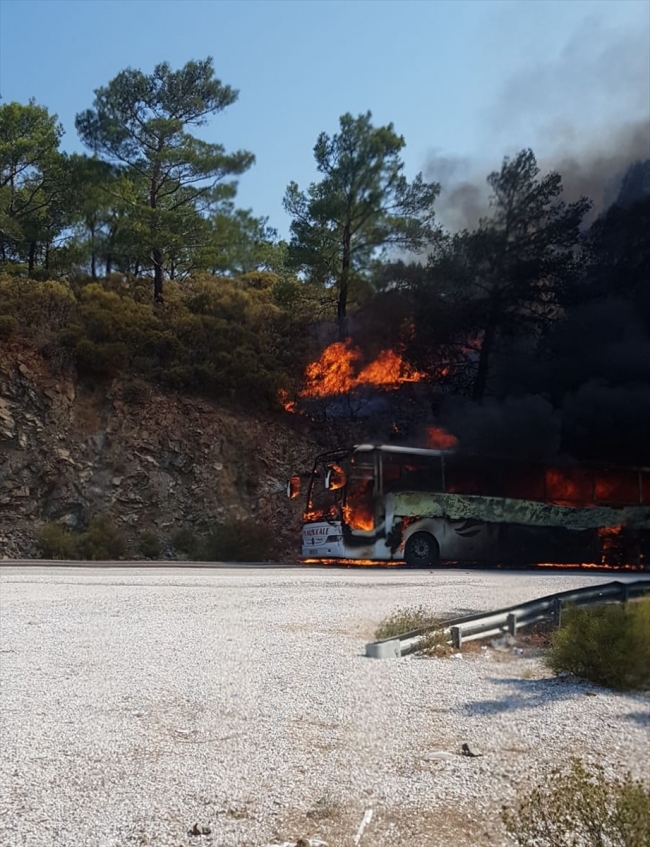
[425,14,649,231]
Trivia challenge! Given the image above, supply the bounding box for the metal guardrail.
[365,579,650,658]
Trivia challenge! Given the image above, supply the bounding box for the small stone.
[461,743,483,758]
[424,751,455,761]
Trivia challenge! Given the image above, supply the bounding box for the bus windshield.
[304,453,350,523]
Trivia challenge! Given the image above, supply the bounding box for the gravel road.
[1,566,648,847]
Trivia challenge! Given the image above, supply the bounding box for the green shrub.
[501,757,650,847]
[35,522,78,559]
[197,519,277,562]
[138,531,161,559]
[122,378,151,405]
[76,515,126,560]
[171,527,199,556]
[0,315,18,340]
[0,276,77,333]
[547,599,650,690]
[74,339,129,375]
[0,273,302,403]
[374,606,442,640]
[38,514,126,561]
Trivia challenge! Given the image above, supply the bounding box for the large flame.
[298,340,426,400]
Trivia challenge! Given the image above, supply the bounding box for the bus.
[287,444,650,568]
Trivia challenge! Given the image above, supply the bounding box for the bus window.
[502,462,545,502]
[345,467,376,531]
[594,469,641,505]
[545,467,594,504]
[382,453,443,493]
[445,456,503,497]
[326,464,346,491]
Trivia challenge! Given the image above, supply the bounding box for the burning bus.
[287,444,650,568]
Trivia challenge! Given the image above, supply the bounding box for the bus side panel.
[496,525,601,566]
[408,520,599,565]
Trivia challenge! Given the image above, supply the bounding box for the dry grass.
[374,605,442,640]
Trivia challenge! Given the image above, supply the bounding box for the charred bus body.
[288,445,650,568]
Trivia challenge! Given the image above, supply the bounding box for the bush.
[36,514,126,561]
[197,519,277,562]
[374,605,442,640]
[138,531,161,559]
[547,599,650,690]
[501,757,650,847]
[171,527,199,556]
[122,378,151,405]
[35,522,78,559]
[0,273,304,404]
[0,315,18,340]
[76,515,126,560]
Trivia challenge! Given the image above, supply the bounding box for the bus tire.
[405,532,439,568]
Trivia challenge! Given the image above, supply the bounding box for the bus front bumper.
[302,522,344,558]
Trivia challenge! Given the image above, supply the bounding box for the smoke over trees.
[390,156,650,465]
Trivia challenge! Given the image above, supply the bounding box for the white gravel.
[0,566,648,847]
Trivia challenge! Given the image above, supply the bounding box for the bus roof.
[351,443,650,473]
[353,444,449,457]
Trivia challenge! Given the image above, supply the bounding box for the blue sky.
[1,0,648,235]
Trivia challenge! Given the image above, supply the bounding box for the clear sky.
[1,0,648,235]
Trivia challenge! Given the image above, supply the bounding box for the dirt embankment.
[0,341,320,559]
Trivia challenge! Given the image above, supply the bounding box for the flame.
[299,339,426,399]
[598,526,623,540]
[303,559,639,570]
[343,503,374,532]
[598,525,625,566]
[303,558,399,566]
[537,561,645,571]
[278,389,297,413]
[426,426,458,450]
[303,505,339,522]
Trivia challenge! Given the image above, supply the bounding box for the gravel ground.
[0,566,648,847]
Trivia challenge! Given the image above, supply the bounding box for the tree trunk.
[28,242,36,274]
[90,223,97,279]
[153,248,164,303]
[150,151,163,302]
[472,317,496,402]
[337,223,351,340]
[105,255,112,276]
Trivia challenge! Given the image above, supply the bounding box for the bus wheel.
[405,532,439,568]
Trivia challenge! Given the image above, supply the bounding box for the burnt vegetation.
[1,58,650,470]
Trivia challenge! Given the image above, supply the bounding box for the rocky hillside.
[0,341,321,560]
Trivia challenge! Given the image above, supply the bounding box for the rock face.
[0,342,319,559]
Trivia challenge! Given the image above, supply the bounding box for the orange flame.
[278,388,297,413]
[343,503,375,532]
[303,558,398,566]
[426,426,458,450]
[299,340,426,399]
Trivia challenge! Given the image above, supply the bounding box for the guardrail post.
[451,626,462,649]
[552,597,562,627]
[507,613,517,637]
